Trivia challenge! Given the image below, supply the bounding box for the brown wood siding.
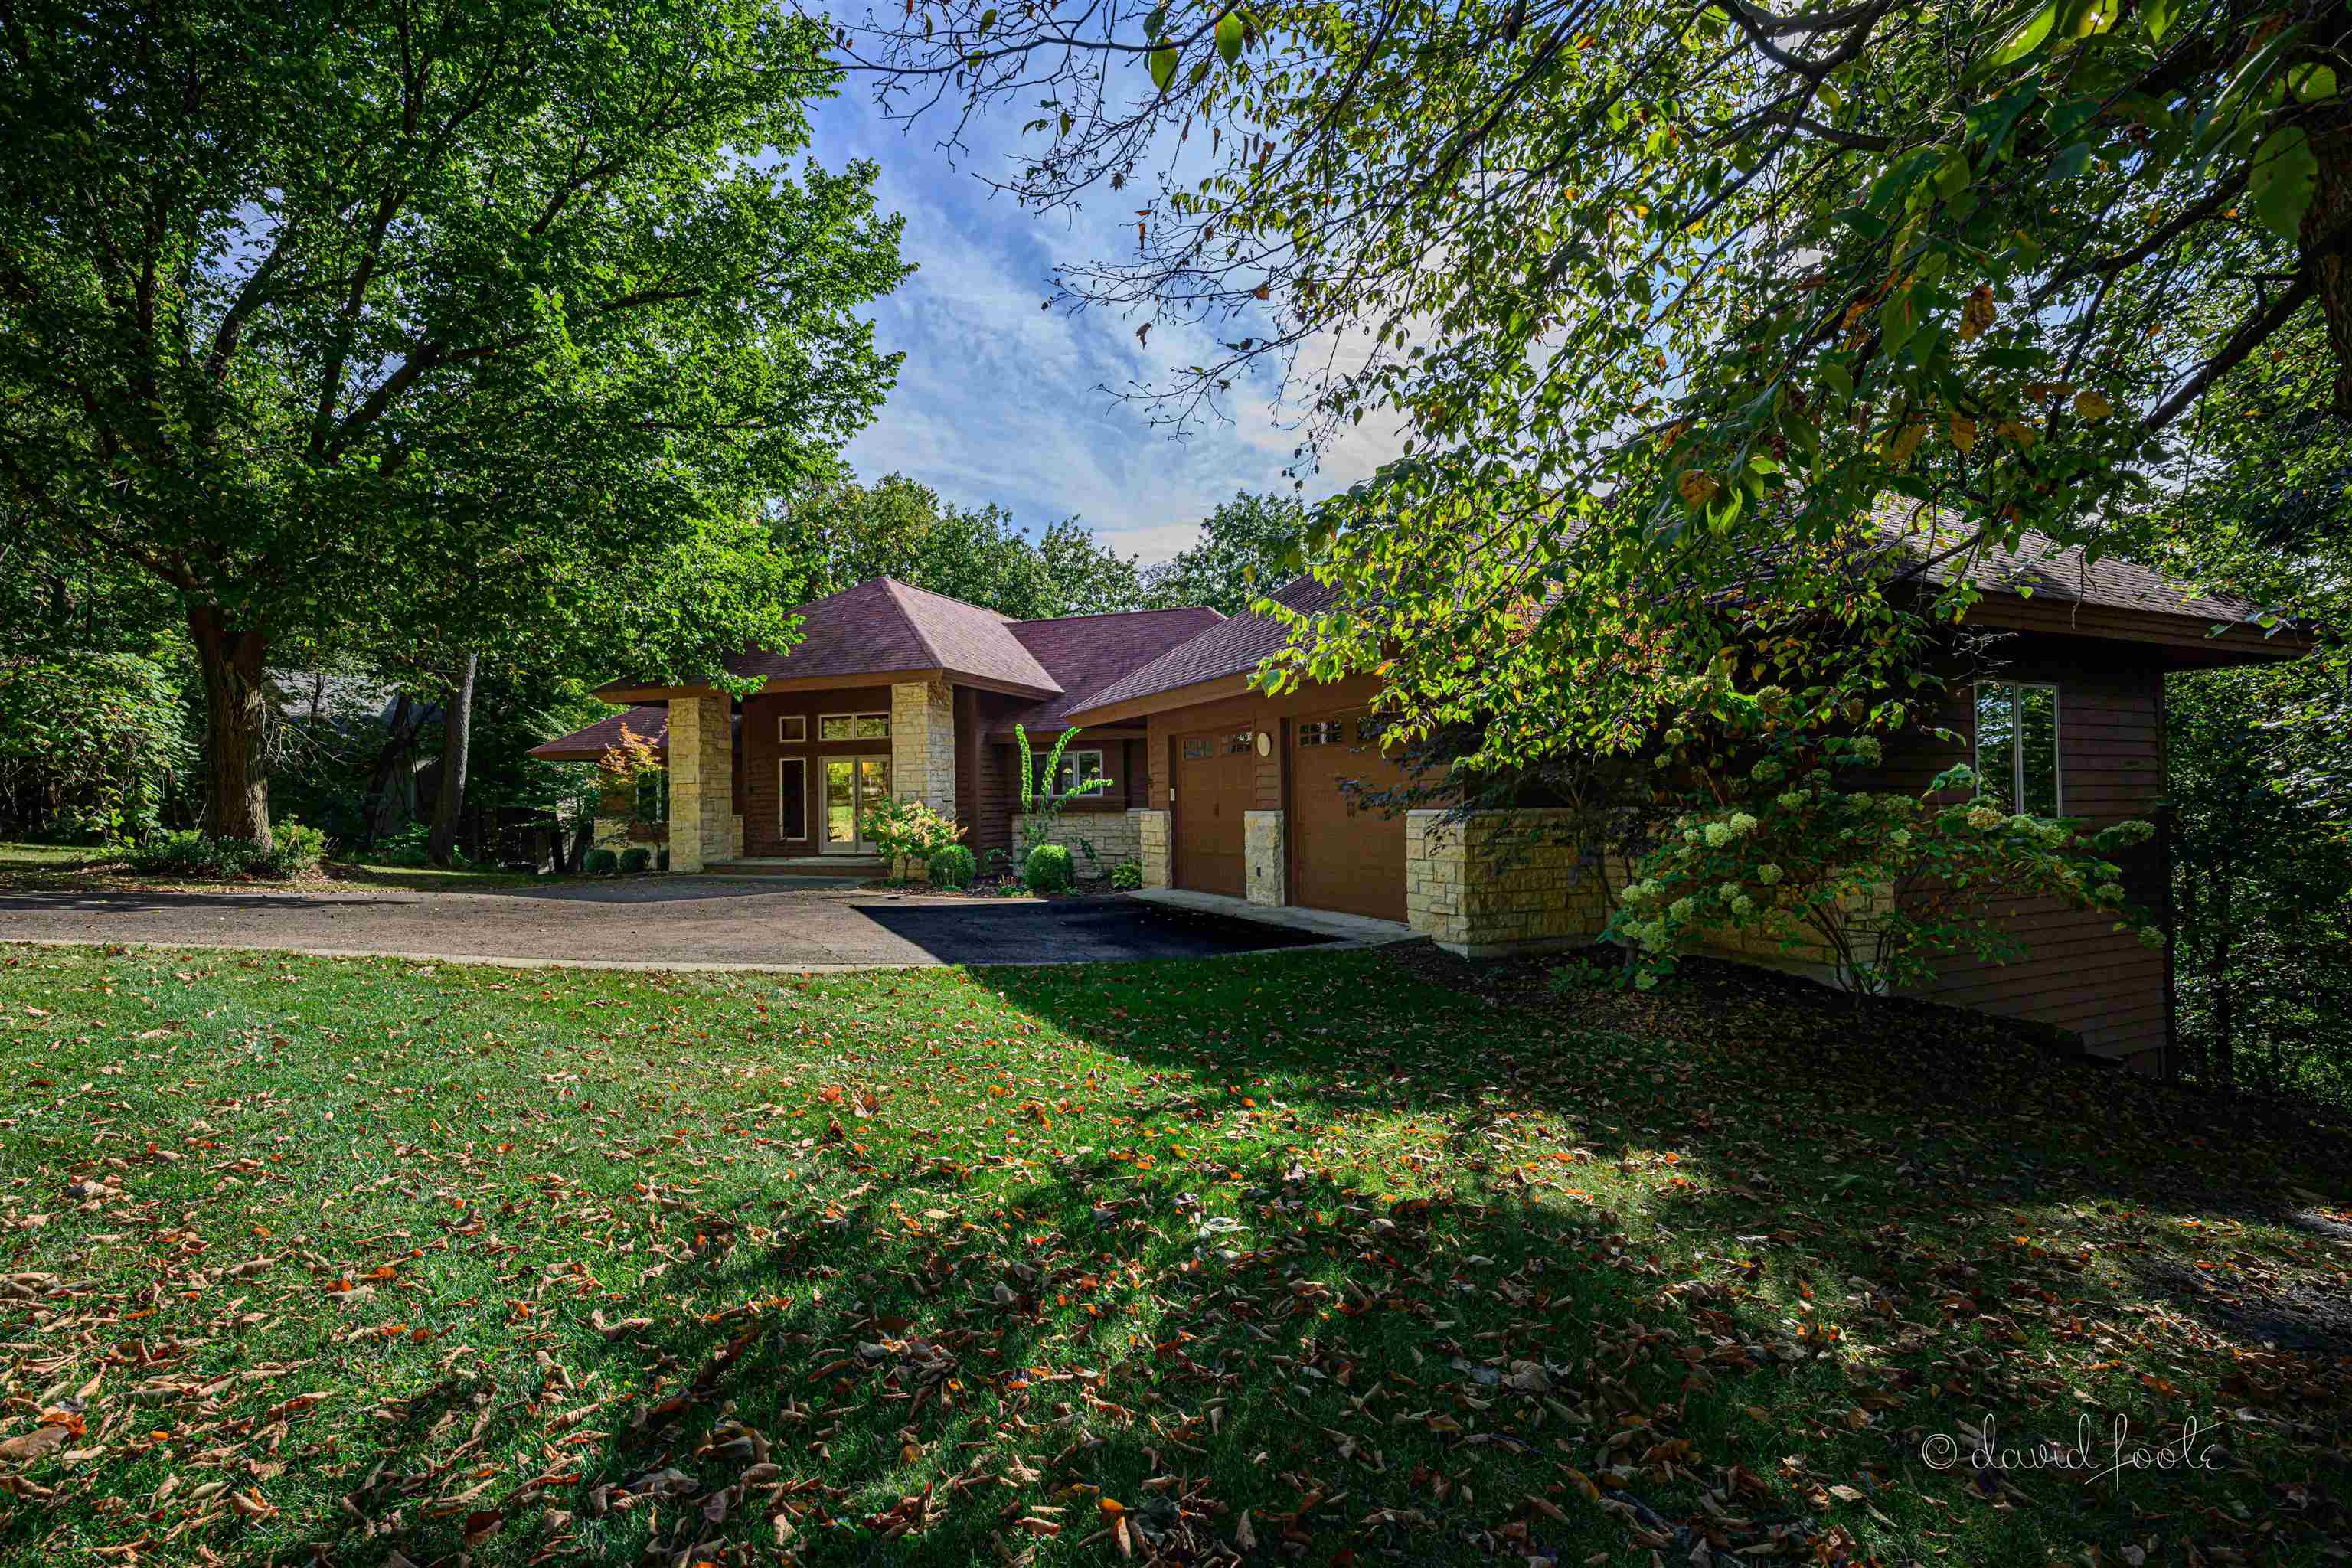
[740,685,896,857]
[1142,675,1387,810]
[1869,638,2173,1063]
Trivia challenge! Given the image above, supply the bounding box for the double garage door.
[1173,709,1409,920]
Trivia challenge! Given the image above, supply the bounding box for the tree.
[831,0,2340,763]
[777,473,1145,617]
[1,0,905,848]
[1143,492,1309,615]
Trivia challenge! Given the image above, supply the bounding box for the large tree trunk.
[187,604,272,848]
[427,653,478,867]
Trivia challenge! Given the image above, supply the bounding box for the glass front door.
[823,756,893,851]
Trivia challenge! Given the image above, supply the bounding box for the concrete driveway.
[0,877,1350,971]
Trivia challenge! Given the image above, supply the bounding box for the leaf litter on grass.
[0,943,2343,1566]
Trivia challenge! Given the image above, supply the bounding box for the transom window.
[1298,719,1344,746]
[779,714,808,743]
[1052,748,1106,796]
[819,712,890,742]
[1974,681,2060,815]
[1226,730,1254,754]
[1181,738,1214,760]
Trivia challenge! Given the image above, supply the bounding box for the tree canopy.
[1142,492,1310,615]
[1,0,906,843]
[776,472,1146,617]
[834,0,2342,761]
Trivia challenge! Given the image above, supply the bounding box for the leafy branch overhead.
[834,0,2344,760]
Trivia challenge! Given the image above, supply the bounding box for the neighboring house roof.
[530,705,675,762]
[998,606,1227,734]
[600,577,1065,700]
[1062,576,1341,721]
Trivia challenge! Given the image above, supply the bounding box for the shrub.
[1109,859,1143,890]
[1023,842,1073,892]
[586,848,619,875]
[619,846,652,874]
[127,818,326,880]
[1608,737,2161,994]
[928,844,978,889]
[859,797,965,864]
[368,823,436,867]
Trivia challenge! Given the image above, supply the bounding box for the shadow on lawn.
[324,1158,1693,1568]
[313,951,2350,1566]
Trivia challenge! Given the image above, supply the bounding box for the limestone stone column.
[1134,808,1171,889]
[665,694,732,873]
[1243,810,1285,906]
[889,679,957,814]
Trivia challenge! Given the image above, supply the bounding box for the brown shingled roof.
[997,606,1227,733]
[602,577,1065,699]
[528,705,671,762]
[1062,577,1339,720]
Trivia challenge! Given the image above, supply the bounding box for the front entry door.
[823,755,893,851]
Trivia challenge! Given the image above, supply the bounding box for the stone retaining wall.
[1404,809,1615,957]
[1011,809,1143,874]
[1244,811,1285,906]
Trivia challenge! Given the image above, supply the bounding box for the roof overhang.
[596,667,1059,704]
[1058,671,1263,728]
[1965,594,2316,668]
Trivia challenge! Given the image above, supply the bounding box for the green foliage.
[0,0,906,840]
[858,797,967,864]
[1023,842,1075,892]
[927,843,979,889]
[848,0,2351,774]
[129,820,325,880]
[1612,737,2160,995]
[0,652,192,843]
[364,825,439,869]
[2167,663,2352,1104]
[586,848,620,876]
[1142,492,1309,616]
[619,847,653,874]
[776,475,1144,618]
[1108,859,1144,890]
[1011,725,1114,871]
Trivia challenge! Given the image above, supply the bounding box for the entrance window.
[822,755,893,851]
[1974,681,2060,815]
[820,712,890,741]
[635,768,669,823]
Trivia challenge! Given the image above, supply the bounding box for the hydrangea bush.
[858,798,965,866]
[1606,733,2161,995]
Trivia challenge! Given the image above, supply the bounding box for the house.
[533,524,2310,1074]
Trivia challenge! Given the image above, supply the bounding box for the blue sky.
[801,87,1403,564]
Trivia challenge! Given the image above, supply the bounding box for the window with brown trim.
[1298,720,1341,746]
[1226,730,1254,754]
[779,757,808,840]
[820,712,890,742]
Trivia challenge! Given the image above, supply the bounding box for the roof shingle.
[708,577,1063,694]
[1065,577,1338,717]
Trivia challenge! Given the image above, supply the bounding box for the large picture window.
[1975,681,2060,815]
[635,767,670,824]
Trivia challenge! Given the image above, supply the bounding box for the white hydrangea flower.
[1731,894,1755,916]
[1888,828,1912,848]
[1703,822,1733,848]
[1776,790,1808,810]
[1965,806,2001,830]
[1756,863,1784,885]
[1728,812,1759,837]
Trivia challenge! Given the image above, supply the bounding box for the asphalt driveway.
[0,877,1338,970]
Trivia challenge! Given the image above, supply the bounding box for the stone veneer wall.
[1011,810,1142,871]
[1243,811,1285,907]
[1405,807,1889,988]
[1405,809,1613,957]
[1135,809,1171,889]
[890,680,956,815]
[665,696,733,873]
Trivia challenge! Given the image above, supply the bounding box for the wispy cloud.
[805,91,1405,563]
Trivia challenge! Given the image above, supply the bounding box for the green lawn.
[0,943,2343,1566]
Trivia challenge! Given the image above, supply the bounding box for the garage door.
[1289,710,1410,920]
[1174,728,1256,898]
